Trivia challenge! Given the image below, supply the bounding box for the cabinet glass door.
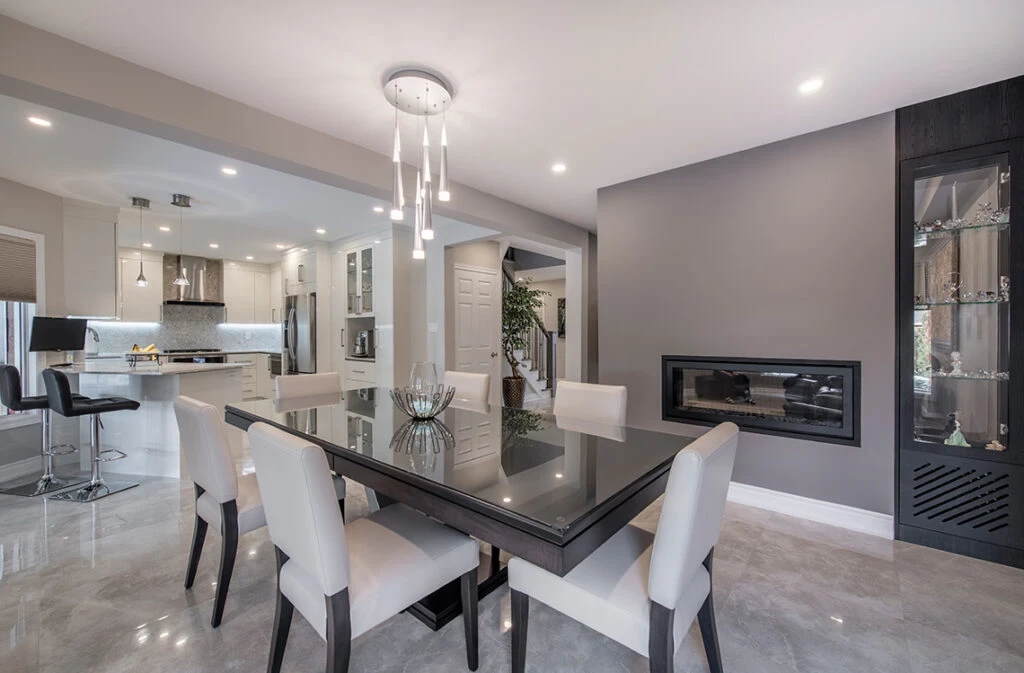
[346,251,358,314]
[347,416,360,450]
[911,155,1010,453]
[361,247,373,314]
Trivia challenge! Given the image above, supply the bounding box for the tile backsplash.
[88,304,282,354]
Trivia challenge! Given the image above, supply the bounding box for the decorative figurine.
[1000,275,1010,302]
[985,439,1007,452]
[944,416,971,447]
[949,351,963,376]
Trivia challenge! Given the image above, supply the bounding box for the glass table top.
[227,388,698,534]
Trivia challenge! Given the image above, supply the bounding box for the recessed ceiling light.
[502,497,512,503]
[245,255,254,261]
[373,239,381,245]
[221,167,238,176]
[275,244,287,249]
[300,248,308,253]
[372,206,384,214]
[142,242,153,248]
[551,162,567,174]
[798,77,824,95]
[316,228,326,234]
[27,116,52,128]
[159,226,171,232]
[555,473,563,479]
[209,243,219,249]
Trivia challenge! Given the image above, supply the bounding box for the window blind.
[0,234,37,303]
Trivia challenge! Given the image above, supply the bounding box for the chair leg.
[460,570,479,671]
[211,500,239,628]
[338,497,345,522]
[489,545,501,576]
[268,547,293,673]
[184,485,207,589]
[697,549,724,673]
[649,601,675,673]
[325,588,351,673]
[511,589,529,673]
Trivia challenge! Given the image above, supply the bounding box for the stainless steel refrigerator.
[283,292,316,374]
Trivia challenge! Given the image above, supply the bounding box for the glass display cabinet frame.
[897,138,1024,564]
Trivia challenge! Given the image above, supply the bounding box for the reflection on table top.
[226,388,698,534]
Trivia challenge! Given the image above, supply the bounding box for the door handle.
[490,352,498,358]
[297,264,306,283]
[340,328,345,348]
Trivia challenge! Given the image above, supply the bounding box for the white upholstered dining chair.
[274,372,348,517]
[508,421,739,673]
[249,422,482,673]
[174,395,268,628]
[443,370,491,403]
[552,381,628,426]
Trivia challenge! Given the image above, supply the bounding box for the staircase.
[503,268,556,401]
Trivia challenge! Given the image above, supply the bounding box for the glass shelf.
[914,299,1006,309]
[913,220,1009,240]
[921,374,1009,382]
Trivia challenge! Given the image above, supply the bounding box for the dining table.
[225,388,699,631]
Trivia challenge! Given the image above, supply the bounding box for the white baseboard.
[727,481,894,540]
[0,456,42,483]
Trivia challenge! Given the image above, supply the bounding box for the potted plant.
[501,279,548,408]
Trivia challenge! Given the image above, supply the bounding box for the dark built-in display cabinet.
[897,75,1024,568]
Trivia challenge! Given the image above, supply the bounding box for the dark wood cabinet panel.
[897,76,1024,160]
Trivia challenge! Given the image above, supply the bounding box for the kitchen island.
[62,361,245,479]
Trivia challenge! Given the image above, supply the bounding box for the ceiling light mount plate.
[171,193,192,208]
[131,197,150,209]
[383,69,453,116]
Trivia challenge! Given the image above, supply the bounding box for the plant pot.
[502,377,526,408]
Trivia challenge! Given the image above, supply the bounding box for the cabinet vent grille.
[910,462,1010,533]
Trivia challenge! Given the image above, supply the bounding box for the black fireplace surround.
[662,356,861,446]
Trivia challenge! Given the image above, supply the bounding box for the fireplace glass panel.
[663,358,859,445]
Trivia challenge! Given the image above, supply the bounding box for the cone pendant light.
[413,170,425,259]
[438,115,450,202]
[421,125,434,241]
[131,197,150,287]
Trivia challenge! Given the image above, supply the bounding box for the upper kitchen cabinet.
[222,261,276,324]
[63,199,118,318]
[269,264,283,324]
[282,247,317,295]
[345,244,376,316]
[117,249,162,322]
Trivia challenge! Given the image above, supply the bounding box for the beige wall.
[0,177,64,315]
[597,113,896,514]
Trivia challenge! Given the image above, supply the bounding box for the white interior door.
[453,265,500,403]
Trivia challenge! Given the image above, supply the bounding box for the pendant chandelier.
[131,197,150,287]
[383,68,453,260]
[171,193,191,286]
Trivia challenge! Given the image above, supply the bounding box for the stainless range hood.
[163,255,225,306]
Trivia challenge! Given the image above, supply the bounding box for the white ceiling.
[2,1,1023,230]
[0,93,489,263]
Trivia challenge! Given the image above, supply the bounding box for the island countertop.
[61,361,247,376]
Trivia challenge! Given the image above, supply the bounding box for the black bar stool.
[0,364,87,497]
[42,368,141,502]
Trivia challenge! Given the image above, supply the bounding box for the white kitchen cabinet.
[344,245,376,316]
[227,353,259,400]
[283,248,317,295]
[256,353,274,399]
[63,200,119,318]
[253,271,271,323]
[223,265,256,324]
[117,252,162,322]
[269,265,283,324]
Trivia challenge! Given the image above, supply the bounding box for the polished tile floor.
[2,473,1023,673]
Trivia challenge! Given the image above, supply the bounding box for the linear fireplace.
[662,356,861,446]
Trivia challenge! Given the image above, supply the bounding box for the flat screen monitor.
[28,317,88,352]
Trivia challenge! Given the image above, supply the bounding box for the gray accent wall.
[597,113,896,514]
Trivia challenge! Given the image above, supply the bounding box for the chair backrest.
[0,364,24,410]
[249,422,349,598]
[552,381,628,426]
[275,372,343,399]
[444,370,490,403]
[647,422,738,610]
[173,396,239,503]
[42,368,75,416]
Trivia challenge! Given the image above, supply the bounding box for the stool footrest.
[46,443,79,456]
[96,449,126,462]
